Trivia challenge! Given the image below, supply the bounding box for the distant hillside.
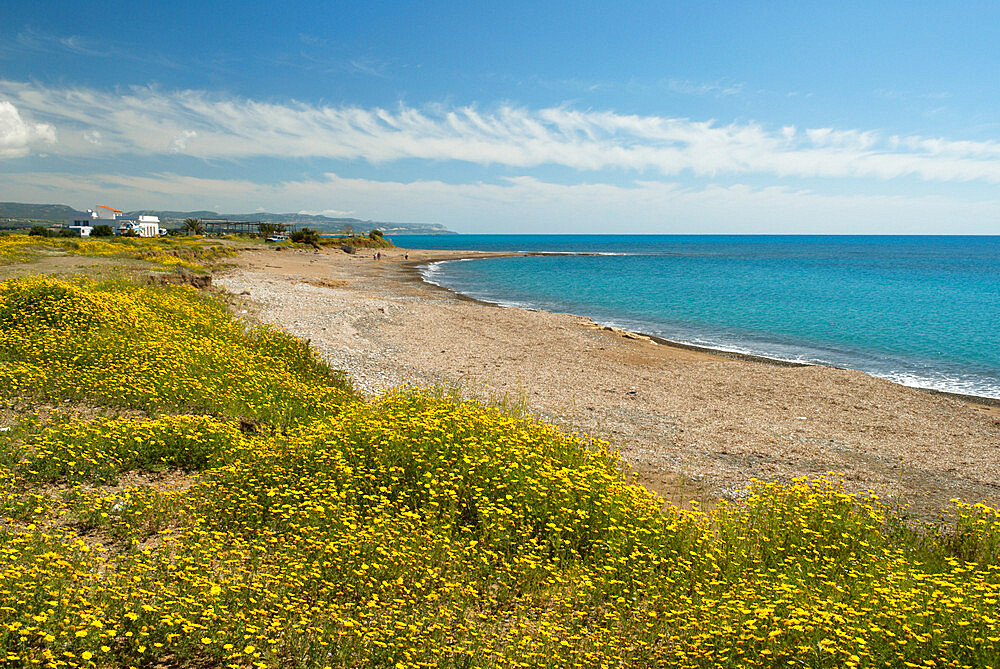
[0,202,88,222]
[0,202,456,234]
[124,209,455,234]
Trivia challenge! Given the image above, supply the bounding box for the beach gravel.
[215,246,1000,517]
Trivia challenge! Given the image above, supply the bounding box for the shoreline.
[215,245,1000,518]
[404,252,1000,413]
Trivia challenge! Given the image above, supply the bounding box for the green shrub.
[290,227,320,245]
[28,225,49,237]
[258,223,284,238]
[91,224,113,237]
[6,414,247,484]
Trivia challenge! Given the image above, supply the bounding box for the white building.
[66,216,95,237]
[66,206,115,236]
[117,215,161,238]
[93,205,122,221]
[65,206,162,238]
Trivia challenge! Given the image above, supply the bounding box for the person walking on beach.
[404,252,409,260]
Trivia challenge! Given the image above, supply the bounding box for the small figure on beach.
[376,251,382,260]
[404,252,409,260]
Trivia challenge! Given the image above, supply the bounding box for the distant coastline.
[0,201,455,235]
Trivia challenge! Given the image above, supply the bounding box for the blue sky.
[2,1,1000,233]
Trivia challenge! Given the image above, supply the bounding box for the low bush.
[1,274,999,669]
[325,234,393,249]
[290,227,320,245]
[0,233,236,270]
[0,277,355,426]
[2,394,999,668]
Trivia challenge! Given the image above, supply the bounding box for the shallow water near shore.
[395,234,1000,399]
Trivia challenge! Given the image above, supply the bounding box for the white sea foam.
[416,250,1000,401]
[525,251,633,256]
[417,260,457,285]
[564,317,1000,399]
[880,372,1000,400]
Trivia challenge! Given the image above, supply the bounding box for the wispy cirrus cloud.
[874,88,952,101]
[0,28,98,58]
[666,78,744,98]
[4,79,1000,184]
[2,29,185,69]
[294,34,393,77]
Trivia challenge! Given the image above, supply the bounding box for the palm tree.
[182,218,204,235]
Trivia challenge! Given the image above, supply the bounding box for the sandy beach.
[215,245,1000,518]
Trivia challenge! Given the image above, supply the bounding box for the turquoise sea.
[392,235,1000,399]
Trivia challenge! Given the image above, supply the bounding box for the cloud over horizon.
[0,100,56,158]
[2,169,996,235]
[5,80,1000,185]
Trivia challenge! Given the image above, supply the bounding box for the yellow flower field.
[0,234,235,272]
[0,277,352,426]
[1,276,999,668]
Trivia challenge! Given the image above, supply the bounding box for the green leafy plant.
[258,223,285,238]
[290,227,320,246]
[181,217,204,235]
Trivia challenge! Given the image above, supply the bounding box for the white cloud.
[667,78,744,97]
[169,130,197,151]
[5,80,1000,184]
[0,100,56,158]
[2,170,997,234]
[298,208,356,217]
[348,58,387,77]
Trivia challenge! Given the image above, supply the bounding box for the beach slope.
[216,246,1000,516]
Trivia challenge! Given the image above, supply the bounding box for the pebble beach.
[216,245,1000,518]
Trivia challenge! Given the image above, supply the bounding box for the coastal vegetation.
[0,234,236,273]
[332,232,394,249]
[294,229,395,249]
[0,242,999,667]
[181,218,205,236]
[289,227,321,246]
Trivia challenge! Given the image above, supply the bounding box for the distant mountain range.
[0,203,88,221]
[0,202,456,235]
